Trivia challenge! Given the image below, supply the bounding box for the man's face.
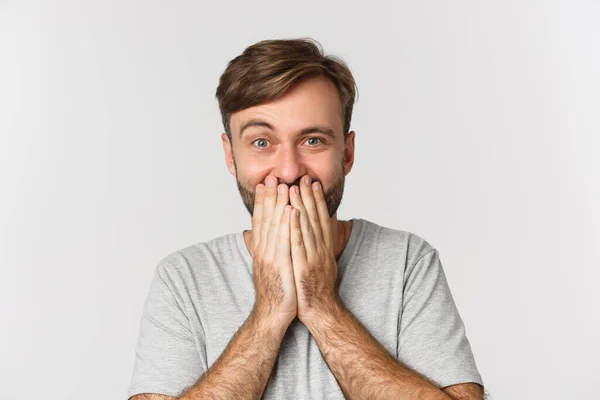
[222,75,355,219]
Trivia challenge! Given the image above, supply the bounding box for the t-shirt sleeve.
[397,248,484,389]
[127,261,206,398]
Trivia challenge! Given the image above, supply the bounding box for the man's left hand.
[289,175,340,324]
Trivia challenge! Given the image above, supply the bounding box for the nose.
[272,143,306,186]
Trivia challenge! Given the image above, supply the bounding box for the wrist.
[300,294,345,330]
[250,305,294,335]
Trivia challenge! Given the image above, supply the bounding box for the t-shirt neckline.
[235,218,364,270]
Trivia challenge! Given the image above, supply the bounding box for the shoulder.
[357,218,437,266]
[152,232,243,285]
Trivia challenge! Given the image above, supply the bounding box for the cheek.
[234,155,267,177]
[312,157,342,181]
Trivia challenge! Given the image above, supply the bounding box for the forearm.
[304,296,451,400]
[179,309,288,400]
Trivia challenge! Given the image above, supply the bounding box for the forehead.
[231,76,344,136]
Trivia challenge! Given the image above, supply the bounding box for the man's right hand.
[250,175,297,328]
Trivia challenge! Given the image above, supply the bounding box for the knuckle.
[295,238,304,248]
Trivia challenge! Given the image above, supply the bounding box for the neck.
[243,213,352,261]
[330,213,352,261]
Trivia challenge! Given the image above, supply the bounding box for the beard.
[234,159,346,220]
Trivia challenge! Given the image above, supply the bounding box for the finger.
[311,181,333,251]
[299,176,323,245]
[260,176,278,249]
[289,184,316,255]
[276,204,292,263]
[265,184,289,260]
[251,183,265,252]
[290,207,307,267]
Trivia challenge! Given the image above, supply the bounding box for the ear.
[342,130,356,176]
[221,133,237,177]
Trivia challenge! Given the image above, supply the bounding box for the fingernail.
[312,182,320,191]
[266,177,275,187]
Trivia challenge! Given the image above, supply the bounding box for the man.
[128,38,485,400]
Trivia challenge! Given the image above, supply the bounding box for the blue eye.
[252,139,269,148]
[251,137,321,149]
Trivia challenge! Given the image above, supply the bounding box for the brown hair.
[215,38,358,143]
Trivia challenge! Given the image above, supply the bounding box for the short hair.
[215,38,358,142]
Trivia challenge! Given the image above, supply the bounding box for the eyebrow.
[239,118,337,140]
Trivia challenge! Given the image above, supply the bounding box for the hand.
[289,175,339,324]
[250,175,298,327]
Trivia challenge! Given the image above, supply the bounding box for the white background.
[1,1,599,399]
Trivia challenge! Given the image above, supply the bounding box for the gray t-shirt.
[128,218,483,399]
